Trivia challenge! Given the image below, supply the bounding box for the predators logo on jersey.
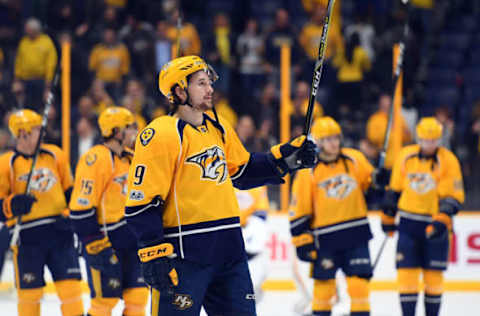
[186,146,227,184]
[18,168,57,193]
[113,173,128,195]
[407,173,436,194]
[140,128,155,146]
[318,174,357,199]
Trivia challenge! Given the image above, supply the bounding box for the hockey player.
[381,117,464,316]
[69,107,148,316]
[236,186,270,301]
[124,55,317,315]
[0,109,84,316]
[290,117,382,316]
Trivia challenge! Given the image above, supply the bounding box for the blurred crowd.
[0,0,480,208]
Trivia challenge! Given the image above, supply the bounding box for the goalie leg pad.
[17,288,43,316]
[346,276,370,314]
[55,279,84,316]
[123,287,149,316]
[312,279,336,314]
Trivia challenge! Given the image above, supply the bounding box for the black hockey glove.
[269,135,317,176]
[372,167,390,189]
[85,236,121,273]
[137,240,178,294]
[292,233,317,262]
[382,190,400,217]
[2,194,36,219]
[426,213,451,241]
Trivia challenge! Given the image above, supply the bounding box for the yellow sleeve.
[389,149,407,192]
[45,145,73,191]
[289,169,313,221]
[437,150,465,203]
[125,120,180,207]
[120,44,130,76]
[44,36,58,82]
[221,117,250,176]
[354,150,374,191]
[89,46,99,72]
[69,148,108,211]
[14,39,26,78]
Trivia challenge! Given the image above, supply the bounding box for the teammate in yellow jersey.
[0,109,83,316]
[235,186,270,302]
[381,117,465,316]
[124,55,317,316]
[290,117,385,316]
[69,107,148,316]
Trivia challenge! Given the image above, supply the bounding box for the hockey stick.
[377,0,410,169]
[10,67,61,247]
[303,0,336,136]
[175,16,182,58]
[372,235,388,270]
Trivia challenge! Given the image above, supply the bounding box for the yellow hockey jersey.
[290,148,373,250]
[88,43,130,83]
[390,145,464,235]
[0,145,72,232]
[235,186,269,227]
[125,113,250,264]
[70,145,132,225]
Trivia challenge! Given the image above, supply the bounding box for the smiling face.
[185,70,214,111]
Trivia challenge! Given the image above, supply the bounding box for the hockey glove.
[138,241,178,294]
[292,233,317,262]
[372,167,390,189]
[381,213,396,237]
[382,190,400,217]
[269,135,317,176]
[85,236,120,273]
[426,213,451,241]
[2,194,36,219]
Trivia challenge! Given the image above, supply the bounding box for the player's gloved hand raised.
[270,135,317,176]
[2,194,37,218]
[382,190,400,218]
[292,233,317,262]
[426,213,451,241]
[85,235,120,273]
[138,240,178,294]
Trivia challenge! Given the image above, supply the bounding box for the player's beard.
[194,100,212,112]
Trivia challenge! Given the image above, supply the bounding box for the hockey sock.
[346,276,370,315]
[55,279,84,316]
[17,288,43,316]
[398,268,421,316]
[424,269,443,316]
[89,297,119,316]
[312,279,336,315]
[123,287,149,316]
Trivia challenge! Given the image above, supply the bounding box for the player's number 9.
[134,165,146,185]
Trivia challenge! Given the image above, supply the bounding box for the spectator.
[434,106,454,149]
[255,81,279,138]
[236,17,265,105]
[75,95,96,119]
[88,79,115,114]
[44,105,61,146]
[205,13,234,94]
[289,80,323,122]
[264,8,300,80]
[14,18,58,108]
[236,115,257,152]
[71,115,100,168]
[88,5,120,44]
[154,20,173,73]
[345,14,376,61]
[122,95,147,131]
[213,90,237,128]
[166,9,201,56]
[366,93,412,164]
[89,27,130,102]
[332,32,371,111]
[302,0,342,35]
[11,80,27,108]
[124,79,160,120]
[119,14,155,82]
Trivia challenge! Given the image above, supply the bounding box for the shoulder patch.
[140,128,155,146]
[85,153,97,166]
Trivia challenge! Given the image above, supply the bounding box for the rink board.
[0,212,479,293]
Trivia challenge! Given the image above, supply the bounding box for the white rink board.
[264,213,480,282]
